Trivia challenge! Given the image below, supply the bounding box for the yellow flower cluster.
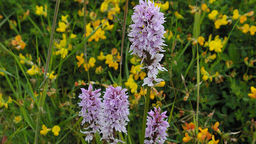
[125,75,138,94]
[100,0,121,20]
[35,5,47,17]
[76,53,96,72]
[208,10,218,20]
[19,53,33,65]
[240,24,256,35]
[40,125,61,136]
[0,68,5,76]
[201,67,219,82]
[47,71,57,80]
[27,65,40,76]
[130,65,146,81]
[0,93,12,109]
[11,35,26,50]
[54,34,74,59]
[154,1,169,11]
[214,15,228,29]
[182,122,220,144]
[248,86,256,99]
[13,115,22,124]
[164,30,173,41]
[56,15,69,32]
[103,48,121,70]
[205,35,226,53]
[86,19,113,42]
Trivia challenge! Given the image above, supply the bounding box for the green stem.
[44,0,61,78]
[140,87,150,144]
[119,0,129,86]
[196,44,200,135]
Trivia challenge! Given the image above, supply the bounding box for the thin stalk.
[83,0,90,82]
[44,0,61,78]
[140,87,150,144]
[119,0,129,85]
[196,44,200,135]
[36,0,61,143]
[193,11,201,136]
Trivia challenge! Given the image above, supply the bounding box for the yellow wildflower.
[209,36,223,53]
[240,24,250,33]
[56,22,67,32]
[240,15,247,24]
[88,57,96,68]
[47,71,57,80]
[95,66,103,74]
[111,48,118,55]
[248,86,256,99]
[11,35,26,50]
[89,12,97,20]
[155,1,169,11]
[208,135,219,144]
[150,89,156,100]
[78,8,84,17]
[100,1,109,12]
[97,51,106,61]
[214,15,228,29]
[183,133,192,143]
[40,125,51,136]
[70,33,77,39]
[102,19,114,30]
[130,56,140,65]
[139,71,146,80]
[14,116,22,124]
[209,0,216,4]
[55,48,68,59]
[125,75,138,93]
[208,10,218,20]
[249,25,256,35]
[212,122,220,133]
[76,53,85,67]
[0,68,5,76]
[201,3,209,12]
[164,30,173,40]
[27,65,40,75]
[83,63,90,71]
[174,11,184,19]
[155,81,165,87]
[52,125,61,136]
[35,5,47,17]
[105,54,113,65]
[233,9,239,20]
[197,127,212,142]
[198,36,205,46]
[61,15,68,23]
[92,19,101,28]
[0,15,2,19]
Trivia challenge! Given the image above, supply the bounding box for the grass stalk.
[83,0,90,82]
[140,86,150,144]
[35,0,61,143]
[119,0,129,85]
[44,0,61,78]
[193,11,201,135]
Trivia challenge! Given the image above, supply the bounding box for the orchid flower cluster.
[128,0,166,87]
[78,84,129,143]
[145,107,169,144]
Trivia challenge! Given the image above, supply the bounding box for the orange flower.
[182,122,195,131]
[183,133,192,143]
[212,122,221,133]
[197,127,212,142]
[11,35,26,50]
[248,86,256,99]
